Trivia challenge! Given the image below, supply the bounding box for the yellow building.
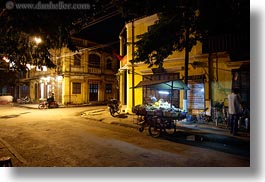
[19,37,119,105]
[118,14,250,114]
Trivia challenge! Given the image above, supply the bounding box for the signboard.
[187,83,205,109]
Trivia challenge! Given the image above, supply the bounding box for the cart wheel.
[164,124,176,136]
[148,122,161,138]
[109,108,116,117]
[138,127,144,132]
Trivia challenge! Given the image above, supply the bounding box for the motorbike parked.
[17,96,31,104]
[107,99,121,117]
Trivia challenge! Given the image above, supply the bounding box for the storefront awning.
[134,79,190,90]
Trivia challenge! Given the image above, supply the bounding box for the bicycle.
[197,108,211,123]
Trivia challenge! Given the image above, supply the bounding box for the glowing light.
[26,64,31,70]
[46,76,50,83]
[34,37,42,44]
[3,56,10,63]
[9,62,15,68]
[42,66,47,71]
[56,75,63,81]
[158,91,169,95]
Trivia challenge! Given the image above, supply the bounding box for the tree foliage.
[135,1,201,67]
[0,0,113,72]
[114,0,249,67]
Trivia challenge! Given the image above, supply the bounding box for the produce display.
[132,99,186,120]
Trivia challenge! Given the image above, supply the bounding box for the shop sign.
[188,74,206,81]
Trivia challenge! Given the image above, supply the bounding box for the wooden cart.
[132,106,186,138]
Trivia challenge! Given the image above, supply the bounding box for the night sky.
[75,13,125,52]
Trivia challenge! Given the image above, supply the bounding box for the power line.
[70,1,121,35]
[70,10,120,35]
[71,3,115,26]
[81,11,120,30]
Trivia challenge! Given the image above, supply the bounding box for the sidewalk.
[13,103,250,151]
[81,108,250,141]
[13,103,250,140]
[11,103,94,109]
[80,109,250,157]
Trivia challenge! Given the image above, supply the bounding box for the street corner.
[105,113,139,129]
[80,108,108,121]
[81,108,137,129]
[0,138,25,167]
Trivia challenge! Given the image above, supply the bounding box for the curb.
[0,138,28,165]
[83,113,249,147]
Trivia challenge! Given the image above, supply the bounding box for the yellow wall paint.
[120,14,241,113]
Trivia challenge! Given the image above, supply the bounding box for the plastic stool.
[0,156,13,167]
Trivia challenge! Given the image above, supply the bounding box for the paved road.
[0,104,249,167]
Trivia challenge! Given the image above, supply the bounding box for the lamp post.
[31,36,42,99]
[31,36,42,64]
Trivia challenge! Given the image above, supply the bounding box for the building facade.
[119,14,250,114]
[19,37,119,105]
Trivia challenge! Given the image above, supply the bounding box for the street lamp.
[34,37,42,45]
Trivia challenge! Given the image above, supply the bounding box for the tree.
[0,0,118,90]
[115,0,202,110]
[0,0,114,72]
[134,1,201,65]
[114,0,249,110]
[115,0,249,65]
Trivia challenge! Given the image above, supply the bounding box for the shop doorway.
[142,73,181,107]
[89,83,98,101]
[143,88,180,108]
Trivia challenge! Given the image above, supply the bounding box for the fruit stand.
[132,79,190,137]
[132,101,187,137]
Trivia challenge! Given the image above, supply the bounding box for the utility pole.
[208,52,213,113]
[131,20,135,107]
[183,6,190,112]
[57,26,62,104]
[184,28,189,112]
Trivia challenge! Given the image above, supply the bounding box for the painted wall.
[26,38,119,105]
[119,14,241,113]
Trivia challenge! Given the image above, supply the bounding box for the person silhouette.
[47,93,54,107]
[228,88,242,136]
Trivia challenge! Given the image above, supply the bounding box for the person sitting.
[47,93,54,107]
[150,95,157,103]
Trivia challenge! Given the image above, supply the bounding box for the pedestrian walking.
[228,88,242,136]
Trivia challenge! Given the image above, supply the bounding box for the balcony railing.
[88,67,101,74]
